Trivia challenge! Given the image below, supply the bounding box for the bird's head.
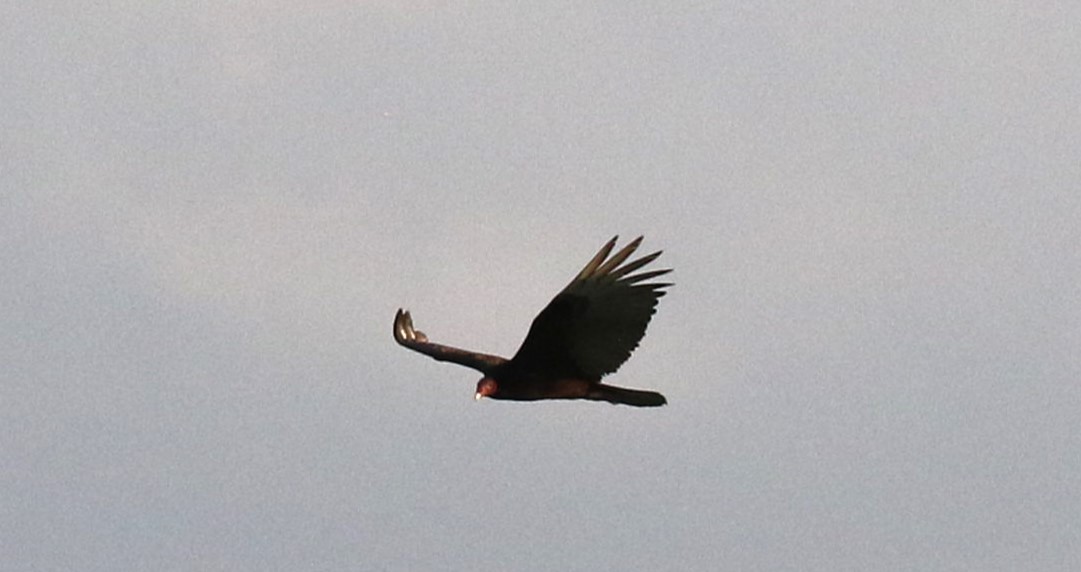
[475,377,498,400]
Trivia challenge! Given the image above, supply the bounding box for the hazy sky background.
[4,2,1080,570]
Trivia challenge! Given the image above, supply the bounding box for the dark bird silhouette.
[393,236,671,407]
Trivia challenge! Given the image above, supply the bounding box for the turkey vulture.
[393,236,671,407]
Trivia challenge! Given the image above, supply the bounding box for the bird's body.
[393,236,671,407]
[480,366,592,401]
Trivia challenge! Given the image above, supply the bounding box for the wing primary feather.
[609,250,664,279]
[623,268,673,284]
[573,236,618,282]
[593,236,643,276]
[394,308,410,342]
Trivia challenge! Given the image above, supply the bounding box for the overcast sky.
[4,2,1081,571]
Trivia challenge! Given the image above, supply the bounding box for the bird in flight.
[393,236,671,407]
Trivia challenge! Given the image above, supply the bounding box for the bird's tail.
[587,384,667,407]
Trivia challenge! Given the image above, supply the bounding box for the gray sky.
[4,2,1080,570]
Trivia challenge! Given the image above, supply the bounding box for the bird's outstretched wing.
[393,309,507,374]
[509,236,672,379]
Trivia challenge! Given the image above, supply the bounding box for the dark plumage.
[393,236,671,407]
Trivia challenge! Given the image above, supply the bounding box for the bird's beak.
[474,392,483,401]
